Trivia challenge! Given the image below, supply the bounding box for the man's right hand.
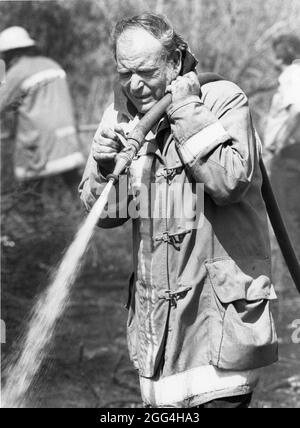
[92,125,126,168]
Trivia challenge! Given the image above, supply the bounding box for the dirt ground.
[2,239,300,408]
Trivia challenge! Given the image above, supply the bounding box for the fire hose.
[106,74,300,294]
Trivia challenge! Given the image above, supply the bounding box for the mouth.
[131,94,152,103]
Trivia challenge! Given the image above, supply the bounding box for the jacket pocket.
[205,258,278,371]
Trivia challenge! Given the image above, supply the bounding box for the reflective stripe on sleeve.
[179,122,230,164]
[55,126,76,139]
[21,69,66,92]
[15,152,85,180]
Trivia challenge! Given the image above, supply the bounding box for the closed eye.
[119,71,132,80]
[139,69,158,78]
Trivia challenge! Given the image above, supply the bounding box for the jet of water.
[1,181,114,408]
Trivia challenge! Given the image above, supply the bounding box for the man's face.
[116,28,179,114]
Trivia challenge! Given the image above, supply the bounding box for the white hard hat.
[0,26,36,52]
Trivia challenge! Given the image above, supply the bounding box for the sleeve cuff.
[167,95,202,117]
[177,122,231,164]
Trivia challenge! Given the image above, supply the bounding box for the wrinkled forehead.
[116,28,165,66]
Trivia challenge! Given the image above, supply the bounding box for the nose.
[130,73,143,93]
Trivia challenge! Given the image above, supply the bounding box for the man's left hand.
[166,71,200,104]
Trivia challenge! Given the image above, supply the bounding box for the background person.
[0,26,85,199]
[264,34,300,288]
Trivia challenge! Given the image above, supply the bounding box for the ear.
[169,49,182,79]
[173,49,182,76]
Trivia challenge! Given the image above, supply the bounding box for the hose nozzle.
[106,141,138,183]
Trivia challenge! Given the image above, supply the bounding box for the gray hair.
[112,12,188,61]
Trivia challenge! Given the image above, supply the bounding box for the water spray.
[0,91,174,409]
[1,181,114,408]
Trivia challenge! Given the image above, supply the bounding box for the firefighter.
[80,13,278,408]
[0,26,85,197]
[264,34,300,287]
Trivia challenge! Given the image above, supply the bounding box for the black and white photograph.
[0,0,299,410]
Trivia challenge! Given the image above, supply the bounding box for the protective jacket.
[80,78,278,406]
